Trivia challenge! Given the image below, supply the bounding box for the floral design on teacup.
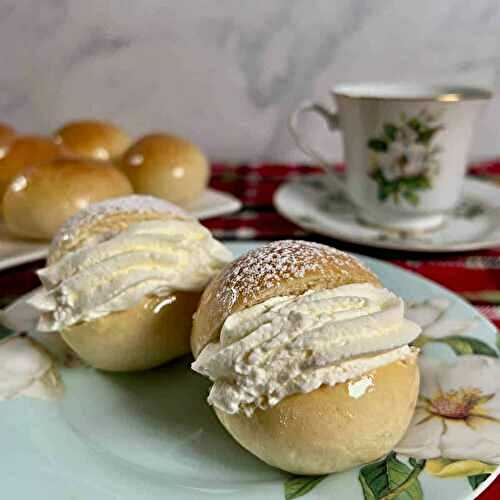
[367,110,443,206]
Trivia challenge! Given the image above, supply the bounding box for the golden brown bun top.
[119,133,209,207]
[191,240,380,357]
[0,123,16,145]
[121,133,207,173]
[54,120,131,160]
[48,194,188,264]
[0,135,61,169]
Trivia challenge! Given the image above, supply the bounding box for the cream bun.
[28,195,233,371]
[191,240,420,474]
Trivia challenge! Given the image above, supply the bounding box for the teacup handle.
[288,101,348,195]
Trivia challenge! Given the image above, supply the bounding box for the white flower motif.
[387,140,407,159]
[395,356,500,464]
[406,298,479,339]
[0,335,63,401]
[402,143,428,177]
[1,293,80,367]
[396,125,419,144]
[381,141,405,180]
[380,141,429,180]
[380,162,400,181]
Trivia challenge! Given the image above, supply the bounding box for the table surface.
[0,160,499,499]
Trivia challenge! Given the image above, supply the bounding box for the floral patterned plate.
[0,241,498,500]
[274,176,500,252]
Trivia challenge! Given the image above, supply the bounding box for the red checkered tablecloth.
[0,161,499,498]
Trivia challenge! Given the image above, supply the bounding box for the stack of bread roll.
[0,119,210,240]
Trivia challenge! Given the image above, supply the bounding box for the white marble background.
[1,0,500,163]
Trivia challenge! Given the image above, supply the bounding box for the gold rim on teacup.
[332,82,492,102]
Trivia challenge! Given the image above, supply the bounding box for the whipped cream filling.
[192,284,421,416]
[28,219,233,331]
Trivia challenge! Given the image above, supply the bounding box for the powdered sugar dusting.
[216,240,369,310]
[51,195,188,252]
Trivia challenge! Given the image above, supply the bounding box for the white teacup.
[289,83,491,232]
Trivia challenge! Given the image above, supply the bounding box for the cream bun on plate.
[28,195,232,371]
[191,240,421,475]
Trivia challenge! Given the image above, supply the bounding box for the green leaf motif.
[460,290,500,304]
[438,335,499,358]
[368,138,388,152]
[408,458,426,469]
[468,473,490,490]
[496,331,500,351]
[0,323,14,341]
[383,123,398,141]
[417,126,441,144]
[382,184,399,201]
[401,176,431,190]
[454,201,484,219]
[284,475,326,500]
[359,452,424,500]
[407,117,422,133]
[402,190,419,206]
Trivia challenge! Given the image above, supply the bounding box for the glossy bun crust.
[191,240,419,474]
[61,292,200,372]
[0,135,61,208]
[54,120,131,160]
[47,196,200,372]
[120,133,209,207]
[216,358,419,474]
[3,158,133,240]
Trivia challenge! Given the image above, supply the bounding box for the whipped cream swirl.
[192,283,421,416]
[29,219,232,331]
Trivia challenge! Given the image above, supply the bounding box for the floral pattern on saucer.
[273,175,500,252]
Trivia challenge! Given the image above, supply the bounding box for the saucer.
[274,175,500,252]
[0,188,241,271]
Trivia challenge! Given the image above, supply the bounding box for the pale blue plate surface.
[1,241,498,500]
